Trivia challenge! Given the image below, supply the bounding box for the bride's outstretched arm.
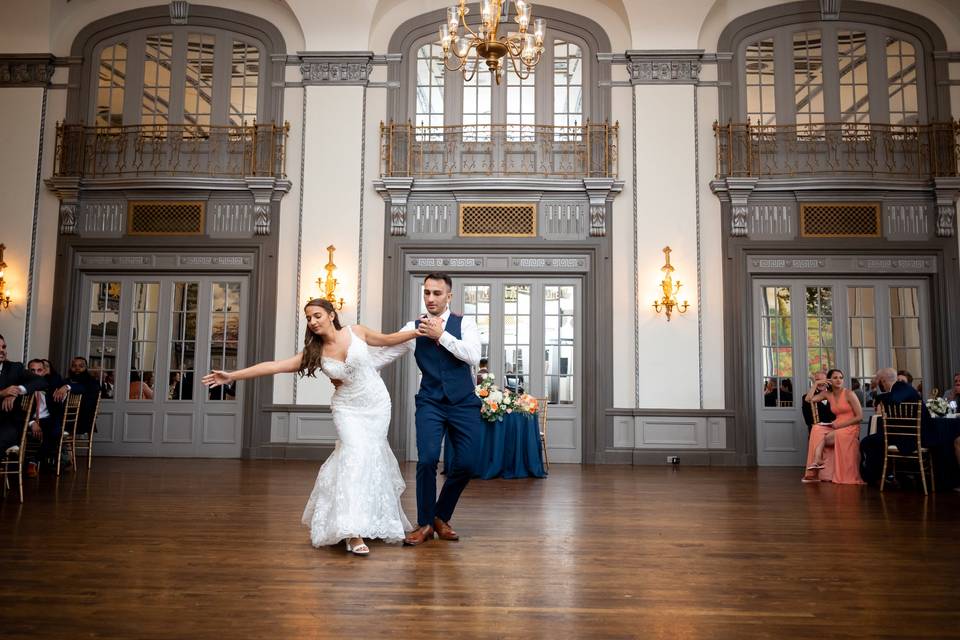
[202,352,302,387]
[353,325,418,347]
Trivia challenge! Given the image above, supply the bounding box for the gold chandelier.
[439,0,546,84]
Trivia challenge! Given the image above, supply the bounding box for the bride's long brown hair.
[300,298,342,377]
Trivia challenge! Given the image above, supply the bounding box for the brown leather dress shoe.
[433,518,459,541]
[403,525,434,546]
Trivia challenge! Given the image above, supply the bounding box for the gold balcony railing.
[713,121,960,179]
[379,122,619,178]
[53,123,289,179]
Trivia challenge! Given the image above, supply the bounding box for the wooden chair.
[536,396,549,472]
[880,401,934,495]
[2,394,36,503]
[56,393,83,476]
[71,393,102,471]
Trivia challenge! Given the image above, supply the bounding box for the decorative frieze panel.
[748,203,794,238]
[299,52,373,85]
[80,200,125,235]
[625,50,703,85]
[541,200,587,238]
[209,201,255,236]
[884,203,931,240]
[0,55,55,87]
[410,201,455,237]
[76,252,254,271]
[406,253,590,273]
[748,254,936,274]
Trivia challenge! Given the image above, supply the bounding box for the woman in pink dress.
[802,368,865,484]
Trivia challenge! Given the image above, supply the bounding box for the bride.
[202,298,418,555]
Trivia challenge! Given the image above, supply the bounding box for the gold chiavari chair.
[536,396,549,472]
[2,394,36,503]
[880,401,934,495]
[71,393,102,471]
[56,393,83,477]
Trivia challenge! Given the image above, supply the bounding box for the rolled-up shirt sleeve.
[438,316,481,368]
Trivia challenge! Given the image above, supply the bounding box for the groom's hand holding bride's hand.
[417,316,443,341]
[202,370,232,387]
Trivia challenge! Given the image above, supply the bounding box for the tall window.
[185,33,215,133]
[229,40,259,126]
[837,30,869,125]
[142,33,173,128]
[95,42,127,128]
[793,30,824,134]
[553,40,582,139]
[507,70,535,141]
[745,38,775,126]
[462,64,492,141]
[889,287,923,391]
[415,44,445,139]
[886,38,918,125]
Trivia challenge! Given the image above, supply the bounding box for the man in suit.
[52,357,101,435]
[801,371,835,433]
[25,359,63,472]
[0,334,49,452]
[391,273,483,545]
[860,367,927,485]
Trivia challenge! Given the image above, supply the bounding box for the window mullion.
[820,25,841,123]
[168,31,188,127]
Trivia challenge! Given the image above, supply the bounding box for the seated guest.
[801,368,864,484]
[0,334,49,453]
[763,379,778,407]
[128,371,154,400]
[52,357,102,435]
[943,372,960,404]
[24,358,64,474]
[801,371,836,434]
[896,369,913,386]
[476,358,490,385]
[779,378,793,406]
[860,367,928,485]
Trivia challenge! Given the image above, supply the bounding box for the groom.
[400,273,483,545]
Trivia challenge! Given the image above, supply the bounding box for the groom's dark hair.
[423,272,452,290]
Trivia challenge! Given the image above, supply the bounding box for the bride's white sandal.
[345,537,370,555]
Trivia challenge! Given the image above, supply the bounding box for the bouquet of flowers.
[474,373,539,422]
[926,397,948,417]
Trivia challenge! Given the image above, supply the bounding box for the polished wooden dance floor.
[2,459,959,639]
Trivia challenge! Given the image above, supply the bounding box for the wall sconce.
[652,245,688,321]
[316,244,345,310]
[0,244,12,310]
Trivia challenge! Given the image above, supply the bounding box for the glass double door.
[80,274,248,457]
[754,278,930,466]
[404,276,582,463]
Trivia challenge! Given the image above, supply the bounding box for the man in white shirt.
[0,335,48,452]
[398,273,484,546]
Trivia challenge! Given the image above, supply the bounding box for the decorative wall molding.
[747,254,936,274]
[583,177,622,237]
[169,0,189,25]
[625,50,703,85]
[933,177,960,238]
[210,201,255,236]
[0,54,55,87]
[748,203,794,238]
[75,251,255,271]
[409,201,454,236]
[541,200,587,238]
[713,177,759,237]
[820,0,841,20]
[373,177,414,236]
[405,253,590,273]
[80,200,125,235]
[299,51,374,85]
[59,203,78,235]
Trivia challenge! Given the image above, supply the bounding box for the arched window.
[739,23,924,127]
[90,27,265,131]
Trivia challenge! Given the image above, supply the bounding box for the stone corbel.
[714,177,758,237]
[0,54,55,87]
[44,176,80,234]
[373,177,414,236]
[933,177,960,238]
[820,0,841,20]
[245,176,292,236]
[583,177,624,237]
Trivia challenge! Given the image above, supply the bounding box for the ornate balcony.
[713,121,959,179]
[52,123,289,179]
[379,122,619,178]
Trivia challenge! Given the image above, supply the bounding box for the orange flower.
[479,389,489,397]
[489,402,499,412]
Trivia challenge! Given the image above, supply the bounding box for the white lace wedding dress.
[301,326,412,546]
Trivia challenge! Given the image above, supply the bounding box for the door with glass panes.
[81,275,248,457]
[754,278,930,466]
[404,276,582,463]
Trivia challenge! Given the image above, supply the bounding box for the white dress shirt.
[397,308,482,368]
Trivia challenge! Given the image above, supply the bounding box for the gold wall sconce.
[652,246,688,321]
[316,244,345,310]
[0,244,12,310]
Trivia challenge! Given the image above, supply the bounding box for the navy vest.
[414,313,479,405]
